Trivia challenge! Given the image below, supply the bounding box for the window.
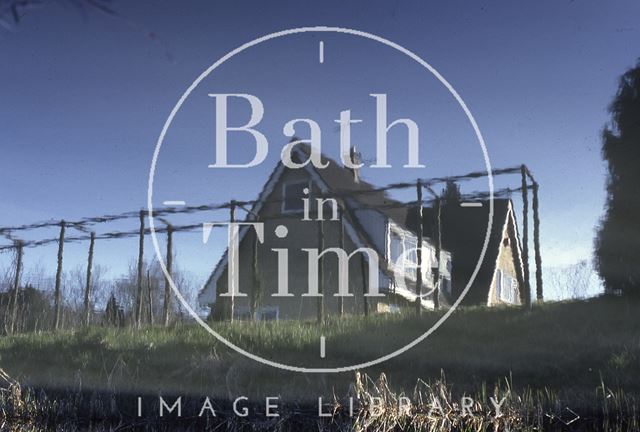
[282,181,308,213]
[444,254,452,278]
[388,226,422,282]
[233,307,252,320]
[405,239,417,262]
[441,278,452,296]
[258,306,279,321]
[232,306,279,321]
[404,238,417,279]
[390,231,403,263]
[498,272,518,303]
[510,277,519,302]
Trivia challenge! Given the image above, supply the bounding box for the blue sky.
[0,0,638,300]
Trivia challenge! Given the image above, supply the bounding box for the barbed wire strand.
[0,166,528,251]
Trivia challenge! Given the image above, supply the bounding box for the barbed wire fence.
[0,165,541,334]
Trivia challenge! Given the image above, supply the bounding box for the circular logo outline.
[147,26,494,373]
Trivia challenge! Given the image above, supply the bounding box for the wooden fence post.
[338,209,345,317]
[250,226,260,321]
[360,254,369,317]
[10,241,23,335]
[83,232,95,327]
[228,201,236,322]
[53,220,65,331]
[415,180,424,315]
[147,269,154,325]
[135,210,145,328]
[433,197,442,310]
[520,165,531,309]
[162,224,173,327]
[532,181,543,301]
[317,220,324,323]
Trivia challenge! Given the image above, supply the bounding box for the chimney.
[348,146,361,184]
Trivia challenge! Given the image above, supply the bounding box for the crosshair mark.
[163,200,186,206]
[460,202,483,208]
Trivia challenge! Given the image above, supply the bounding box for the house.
[197,144,526,320]
[198,144,452,321]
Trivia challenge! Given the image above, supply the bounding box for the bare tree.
[62,263,107,327]
[548,260,600,300]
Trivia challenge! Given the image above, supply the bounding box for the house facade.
[198,144,526,320]
[198,145,452,320]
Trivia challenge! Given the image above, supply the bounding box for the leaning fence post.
[317,219,325,323]
[250,224,260,321]
[147,269,154,325]
[520,165,531,309]
[162,224,173,327]
[83,232,95,327]
[532,181,543,302]
[433,197,442,310]
[10,240,23,335]
[228,201,236,322]
[360,254,369,317]
[135,210,145,328]
[415,180,424,315]
[338,208,345,317]
[53,220,65,331]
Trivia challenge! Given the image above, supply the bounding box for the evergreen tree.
[595,60,640,296]
[441,180,462,205]
[105,293,124,327]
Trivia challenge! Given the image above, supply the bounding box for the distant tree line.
[0,257,195,335]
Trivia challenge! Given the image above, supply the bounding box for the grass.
[0,296,637,429]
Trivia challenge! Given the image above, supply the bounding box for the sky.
[0,0,638,301]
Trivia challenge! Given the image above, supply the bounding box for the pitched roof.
[293,144,411,230]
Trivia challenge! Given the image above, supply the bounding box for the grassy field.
[0,296,637,429]
[0,296,637,397]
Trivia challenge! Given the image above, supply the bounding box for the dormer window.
[282,181,309,213]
